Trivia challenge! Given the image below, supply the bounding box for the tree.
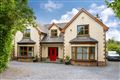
[107,39,120,55]
[0,0,35,72]
[106,0,120,18]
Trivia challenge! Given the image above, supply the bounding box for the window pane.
[24,52,27,56]
[51,29,57,37]
[24,47,27,52]
[85,26,88,29]
[77,26,84,35]
[24,29,30,38]
[20,47,24,56]
[83,47,89,60]
[77,47,82,59]
[28,47,33,57]
[72,47,76,59]
[85,30,88,34]
[90,47,95,60]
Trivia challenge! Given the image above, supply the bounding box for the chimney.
[96,13,102,22]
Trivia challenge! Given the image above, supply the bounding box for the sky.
[28,0,120,41]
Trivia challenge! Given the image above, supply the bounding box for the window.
[51,29,57,37]
[19,46,33,57]
[24,29,30,38]
[77,25,89,36]
[72,47,95,61]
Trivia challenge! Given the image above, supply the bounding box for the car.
[106,51,120,61]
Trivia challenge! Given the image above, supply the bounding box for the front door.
[49,47,57,61]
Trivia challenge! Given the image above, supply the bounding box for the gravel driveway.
[0,61,120,80]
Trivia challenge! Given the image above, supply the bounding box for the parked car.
[106,51,120,61]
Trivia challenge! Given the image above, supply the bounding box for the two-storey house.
[13,8,109,66]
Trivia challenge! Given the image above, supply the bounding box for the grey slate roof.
[44,23,67,29]
[70,36,98,43]
[40,23,67,44]
[40,33,64,44]
[37,23,48,33]
[18,39,36,44]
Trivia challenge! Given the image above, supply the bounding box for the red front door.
[49,47,57,61]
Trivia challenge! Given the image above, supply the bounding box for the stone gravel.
[0,61,120,80]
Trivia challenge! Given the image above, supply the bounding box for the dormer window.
[77,25,89,36]
[23,29,30,38]
[51,29,57,37]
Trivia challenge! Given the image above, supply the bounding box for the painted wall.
[41,44,64,59]
[64,12,105,62]
[49,25,61,37]
[14,26,41,58]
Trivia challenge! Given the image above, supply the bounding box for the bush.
[64,55,70,65]
[107,39,120,55]
[0,30,13,72]
[116,47,120,55]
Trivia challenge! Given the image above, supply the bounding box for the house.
[13,8,109,66]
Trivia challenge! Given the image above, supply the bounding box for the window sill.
[77,35,89,37]
[17,56,34,59]
[71,59,96,62]
[50,36,58,38]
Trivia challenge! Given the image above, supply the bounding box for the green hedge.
[0,28,13,72]
[107,39,120,55]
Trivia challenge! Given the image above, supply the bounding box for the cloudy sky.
[29,0,120,41]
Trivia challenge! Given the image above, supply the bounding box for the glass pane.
[85,25,88,29]
[90,47,95,59]
[51,29,57,37]
[85,30,88,34]
[28,47,33,57]
[24,47,27,52]
[83,47,89,60]
[91,47,95,53]
[20,47,24,56]
[90,54,94,59]
[24,29,30,38]
[77,47,82,59]
[77,26,84,35]
[72,47,76,59]
[24,52,27,56]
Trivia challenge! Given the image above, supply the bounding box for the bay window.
[19,46,34,57]
[72,47,95,61]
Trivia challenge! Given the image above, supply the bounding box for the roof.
[18,38,36,44]
[63,8,109,32]
[40,33,64,44]
[69,36,98,44]
[44,23,67,30]
[37,23,48,34]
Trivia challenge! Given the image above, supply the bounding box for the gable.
[63,8,109,32]
[48,23,60,30]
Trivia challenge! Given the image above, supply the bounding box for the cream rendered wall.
[64,12,105,62]
[14,31,23,57]
[14,26,40,58]
[41,44,64,59]
[49,25,60,36]
[30,26,40,58]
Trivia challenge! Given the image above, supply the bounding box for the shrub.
[0,30,13,72]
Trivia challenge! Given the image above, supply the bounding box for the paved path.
[0,61,120,80]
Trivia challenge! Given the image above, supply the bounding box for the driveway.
[0,61,120,80]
